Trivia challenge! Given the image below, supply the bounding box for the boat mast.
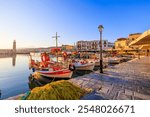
[52,32,60,62]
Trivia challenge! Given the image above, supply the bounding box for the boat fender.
[32,68,35,72]
[69,64,76,71]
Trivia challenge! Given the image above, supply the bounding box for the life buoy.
[41,53,50,62]
[45,55,50,61]
[69,64,76,71]
[41,54,45,62]
[31,59,35,65]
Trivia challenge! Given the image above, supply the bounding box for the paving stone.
[99,87,109,94]
[90,79,99,84]
[91,84,102,90]
[125,89,134,96]
[134,92,150,100]
[80,80,91,88]
[80,91,106,100]
[70,56,150,100]
[81,77,91,81]
[117,93,132,100]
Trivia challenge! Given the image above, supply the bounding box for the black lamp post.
[98,25,104,73]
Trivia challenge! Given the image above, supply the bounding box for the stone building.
[0,40,16,55]
[115,33,142,50]
[129,30,150,51]
[127,33,142,45]
[0,49,13,54]
[61,45,75,51]
[115,38,127,50]
[77,40,114,52]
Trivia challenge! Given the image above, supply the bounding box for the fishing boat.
[36,32,74,79]
[29,56,53,71]
[30,33,73,79]
[93,58,108,67]
[73,61,95,71]
[33,68,73,79]
[108,57,121,64]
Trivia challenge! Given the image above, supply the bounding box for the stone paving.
[70,56,150,100]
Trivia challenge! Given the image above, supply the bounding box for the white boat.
[73,62,95,71]
[34,68,73,79]
[108,57,121,64]
[94,58,108,67]
[87,58,108,68]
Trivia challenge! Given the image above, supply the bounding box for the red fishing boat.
[33,68,73,79]
[30,33,74,79]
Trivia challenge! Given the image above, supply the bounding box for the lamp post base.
[100,60,103,73]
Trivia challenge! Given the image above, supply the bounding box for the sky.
[0,0,150,49]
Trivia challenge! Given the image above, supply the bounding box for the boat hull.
[95,61,108,68]
[74,63,95,71]
[108,59,120,64]
[35,69,73,79]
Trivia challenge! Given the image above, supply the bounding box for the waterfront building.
[17,47,51,54]
[129,30,150,50]
[61,45,75,51]
[127,33,142,44]
[115,38,128,50]
[0,49,13,54]
[108,42,115,48]
[115,33,142,51]
[77,40,114,52]
[0,40,16,56]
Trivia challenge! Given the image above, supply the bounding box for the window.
[104,41,107,47]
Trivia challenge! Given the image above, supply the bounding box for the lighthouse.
[13,40,16,54]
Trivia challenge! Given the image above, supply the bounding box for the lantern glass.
[98,25,104,32]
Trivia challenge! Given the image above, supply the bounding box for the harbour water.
[1,53,150,100]
[0,54,31,99]
[0,54,93,99]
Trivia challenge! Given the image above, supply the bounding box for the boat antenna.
[52,32,60,62]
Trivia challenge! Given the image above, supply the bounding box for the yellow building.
[129,30,150,50]
[115,33,142,51]
[62,45,75,51]
[115,38,127,50]
[127,33,142,45]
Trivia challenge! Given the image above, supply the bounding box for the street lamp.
[98,25,104,73]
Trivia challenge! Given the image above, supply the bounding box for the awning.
[139,44,150,50]
[129,30,150,46]
[123,46,134,51]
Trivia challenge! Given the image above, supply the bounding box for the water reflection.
[12,54,16,66]
[28,74,52,90]
[0,54,30,99]
[0,54,16,66]
[0,90,1,100]
[0,53,98,99]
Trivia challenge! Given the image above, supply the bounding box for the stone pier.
[70,56,150,100]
